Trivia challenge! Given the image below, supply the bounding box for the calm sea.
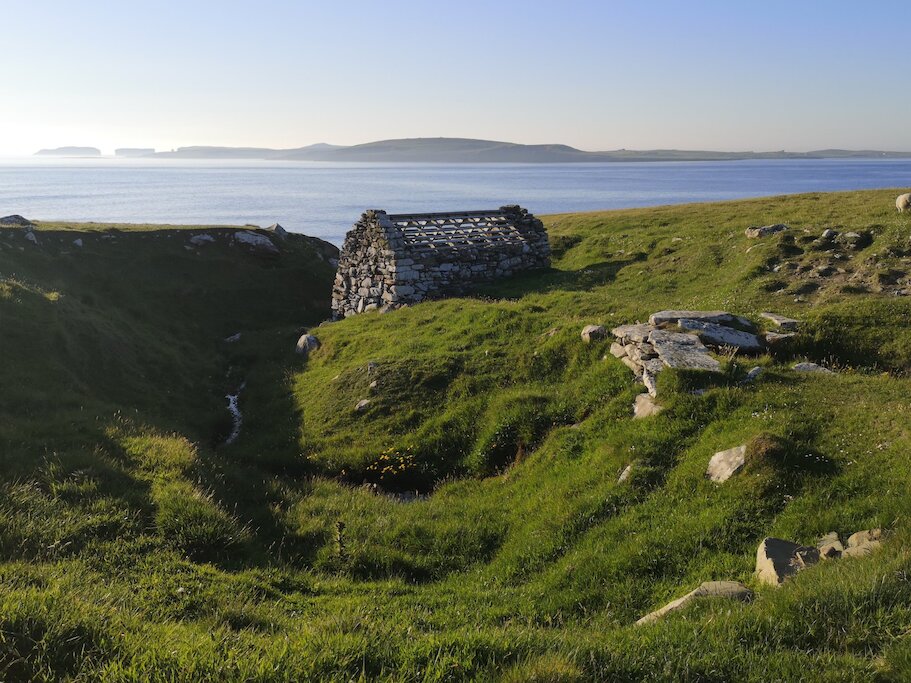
[1,158,909,245]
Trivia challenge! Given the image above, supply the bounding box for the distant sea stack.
[115,148,155,158]
[34,146,102,157]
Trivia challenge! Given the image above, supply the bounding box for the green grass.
[2,191,911,680]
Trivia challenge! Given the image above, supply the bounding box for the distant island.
[33,138,911,163]
[115,148,156,158]
[34,146,101,157]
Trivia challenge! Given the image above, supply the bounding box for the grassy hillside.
[2,190,911,681]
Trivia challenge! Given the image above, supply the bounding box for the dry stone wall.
[331,206,549,318]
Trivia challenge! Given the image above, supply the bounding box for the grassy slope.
[2,191,911,681]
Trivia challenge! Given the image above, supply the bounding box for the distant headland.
[34,146,101,157]
[32,138,911,163]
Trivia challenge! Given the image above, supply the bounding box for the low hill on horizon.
[34,146,102,157]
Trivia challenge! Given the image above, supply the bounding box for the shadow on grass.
[471,257,645,300]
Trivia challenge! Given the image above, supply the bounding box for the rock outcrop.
[0,215,34,227]
[234,231,280,256]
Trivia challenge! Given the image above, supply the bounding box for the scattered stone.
[837,231,872,250]
[765,331,796,345]
[821,229,838,240]
[744,366,763,382]
[635,581,752,626]
[355,399,371,413]
[24,231,38,245]
[611,323,655,344]
[224,332,241,343]
[368,379,379,393]
[295,333,321,356]
[73,238,83,248]
[609,342,627,358]
[633,393,662,418]
[234,230,280,256]
[760,312,800,331]
[647,330,721,372]
[618,463,635,483]
[755,537,820,586]
[189,234,216,246]
[581,324,607,343]
[817,532,844,560]
[0,214,34,227]
[678,318,764,351]
[745,224,789,239]
[707,444,747,483]
[792,362,834,374]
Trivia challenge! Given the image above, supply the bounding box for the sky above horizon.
[1,1,909,156]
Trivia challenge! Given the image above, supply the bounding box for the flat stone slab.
[792,362,834,374]
[635,581,752,625]
[760,312,800,331]
[745,224,788,238]
[648,310,752,329]
[678,319,764,351]
[756,537,820,586]
[765,331,796,345]
[611,323,655,343]
[707,444,747,482]
[609,342,627,358]
[647,330,721,372]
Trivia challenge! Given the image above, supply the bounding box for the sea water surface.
[1,158,909,244]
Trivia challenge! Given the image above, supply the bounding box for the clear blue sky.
[1,0,908,155]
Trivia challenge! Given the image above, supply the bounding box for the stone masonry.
[331,206,549,318]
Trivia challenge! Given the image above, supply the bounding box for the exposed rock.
[224,332,241,343]
[755,537,820,586]
[648,310,745,327]
[295,333,321,356]
[355,399,372,413]
[678,318,764,351]
[820,229,838,240]
[611,323,655,344]
[647,330,721,372]
[24,231,38,244]
[843,529,883,557]
[581,324,607,343]
[745,224,789,239]
[744,366,763,382]
[72,238,83,248]
[633,393,662,418]
[0,214,34,227]
[817,532,844,560]
[641,368,659,397]
[836,231,872,250]
[609,342,627,358]
[189,234,216,246]
[706,444,747,483]
[760,312,800,331]
[368,380,379,393]
[265,223,288,239]
[621,356,643,375]
[792,362,834,374]
[367,361,379,375]
[234,230,280,256]
[635,581,752,626]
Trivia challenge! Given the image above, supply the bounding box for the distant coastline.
[31,137,911,163]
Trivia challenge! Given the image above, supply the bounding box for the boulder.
[745,224,789,239]
[295,333,321,356]
[234,230,280,256]
[633,393,662,418]
[355,399,371,413]
[706,444,747,483]
[755,537,820,586]
[72,238,84,248]
[24,231,38,244]
[581,324,607,343]
[0,214,34,227]
[817,532,844,560]
[765,331,796,345]
[647,330,721,372]
[611,323,655,344]
[760,312,800,331]
[678,318,764,351]
[635,581,752,626]
[792,362,834,374]
[744,366,763,382]
[618,463,635,483]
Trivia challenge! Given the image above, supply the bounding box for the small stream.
[223,381,246,446]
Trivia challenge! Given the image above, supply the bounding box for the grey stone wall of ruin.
[331,205,550,318]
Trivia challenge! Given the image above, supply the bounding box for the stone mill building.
[331,206,550,318]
